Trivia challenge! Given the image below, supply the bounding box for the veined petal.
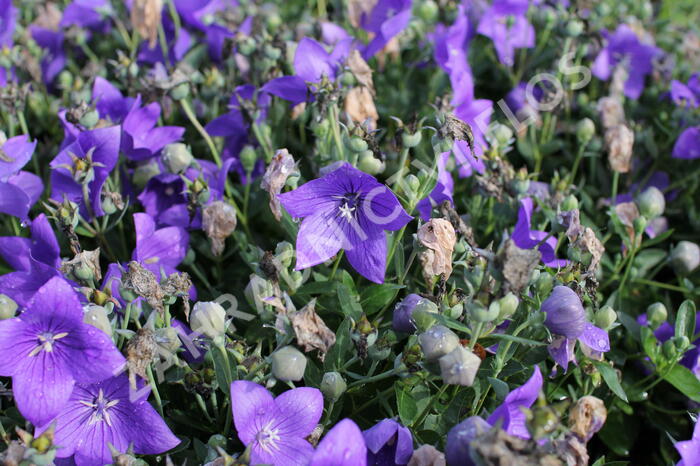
[0,319,35,376]
[0,181,32,220]
[67,324,126,384]
[277,177,338,218]
[273,387,324,439]
[294,37,334,83]
[360,184,412,232]
[23,276,82,326]
[262,76,310,105]
[578,323,610,354]
[343,222,387,284]
[548,337,576,373]
[294,212,344,270]
[230,380,276,445]
[310,418,367,466]
[486,366,542,439]
[251,435,315,466]
[14,351,75,425]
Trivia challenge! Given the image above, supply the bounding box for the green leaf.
[361,284,404,315]
[326,319,352,371]
[662,364,700,403]
[675,300,697,341]
[484,333,547,347]
[488,377,510,400]
[296,280,339,296]
[337,284,363,320]
[396,382,418,426]
[640,326,659,365]
[592,361,628,402]
[633,248,666,275]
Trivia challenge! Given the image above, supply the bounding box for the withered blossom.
[289,299,336,361]
[131,0,163,48]
[261,149,297,222]
[202,201,237,256]
[605,124,634,173]
[418,218,457,282]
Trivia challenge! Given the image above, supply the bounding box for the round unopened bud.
[190,301,227,339]
[542,286,586,338]
[0,294,18,319]
[162,143,194,174]
[340,71,356,87]
[240,145,258,175]
[419,325,459,361]
[646,302,668,329]
[662,339,677,360]
[346,136,368,153]
[239,37,256,55]
[170,82,190,101]
[636,187,665,219]
[670,241,700,276]
[79,109,100,129]
[320,371,347,400]
[401,131,422,148]
[156,327,182,353]
[498,293,519,321]
[393,294,438,333]
[633,216,647,236]
[491,123,513,147]
[132,159,161,188]
[416,0,439,22]
[561,194,579,212]
[536,271,554,296]
[83,304,112,336]
[674,335,691,352]
[445,303,464,320]
[404,174,421,194]
[469,301,499,323]
[576,118,595,144]
[594,305,617,330]
[270,346,307,381]
[439,346,481,386]
[566,19,585,37]
[357,151,384,175]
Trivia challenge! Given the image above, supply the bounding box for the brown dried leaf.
[501,240,541,293]
[418,218,457,282]
[202,201,237,256]
[347,50,374,93]
[121,261,164,313]
[261,149,297,221]
[289,299,336,361]
[126,328,157,388]
[605,124,634,173]
[344,87,379,129]
[568,395,607,442]
[408,445,446,466]
[131,0,163,48]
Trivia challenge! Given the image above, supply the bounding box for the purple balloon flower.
[361,0,412,59]
[511,197,568,267]
[486,365,543,439]
[452,73,492,166]
[672,126,700,160]
[638,311,700,379]
[675,417,700,466]
[362,418,413,466]
[60,0,113,33]
[392,293,424,333]
[230,380,323,466]
[670,75,700,108]
[310,418,367,466]
[0,214,61,306]
[50,125,121,220]
[417,151,454,221]
[542,286,610,372]
[0,135,41,221]
[29,27,66,86]
[0,0,17,48]
[36,374,180,465]
[592,24,661,99]
[262,37,354,105]
[133,212,189,278]
[0,277,125,426]
[174,0,234,62]
[278,162,412,283]
[136,12,192,65]
[476,0,535,67]
[121,96,185,161]
[445,415,491,465]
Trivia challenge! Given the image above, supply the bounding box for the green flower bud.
[633,216,648,236]
[404,174,421,194]
[340,71,356,87]
[170,82,190,101]
[401,131,423,148]
[674,335,690,352]
[0,294,18,319]
[662,339,677,360]
[438,346,481,386]
[239,37,256,56]
[132,159,161,189]
[536,272,553,296]
[419,325,459,361]
[271,346,307,381]
[58,70,73,89]
[264,44,281,61]
[469,301,499,323]
[79,109,100,129]
[162,143,194,174]
[240,145,258,174]
[101,195,118,215]
[346,136,368,153]
[670,241,700,276]
[646,302,668,329]
[561,194,579,212]
[156,327,182,353]
[266,13,282,30]
[83,304,112,336]
[566,20,585,37]
[498,293,519,321]
[416,0,439,22]
[445,303,464,320]
[491,123,514,147]
[594,305,617,330]
[358,151,384,175]
[208,434,228,450]
[320,372,347,400]
[512,178,530,195]
[190,301,227,339]
[636,187,665,219]
[576,118,595,144]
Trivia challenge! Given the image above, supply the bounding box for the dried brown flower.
[289,299,336,361]
[344,87,379,129]
[597,97,625,129]
[347,0,377,28]
[202,201,237,256]
[131,0,163,48]
[568,396,607,442]
[126,327,157,388]
[501,240,540,293]
[605,124,634,173]
[121,261,164,313]
[408,445,446,466]
[418,219,457,282]
[261,149,297,221]
[347,50,374,93]
[60,248,102,284]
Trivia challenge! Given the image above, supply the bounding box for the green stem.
[180,99,222,167]
[393,148,410,190]
[411,383,449,429]
[611,171,620,203]
[631,278,687,293]
[347,368,402,389]
[329,250,344,280]
[195,393,214,423]
[568,143,587,185]
[119,303,133,348]
[146,365,165,417]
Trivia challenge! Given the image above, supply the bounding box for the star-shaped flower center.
[255,421,281,453]
[28,331,69,356]
[335,192,362,222]
[80,389,120,427]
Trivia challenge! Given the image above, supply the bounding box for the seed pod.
[320,371,347,401]
[439,346,481,386]
[270,346,307,381]
[162,143,193,174]
[670,241,700,276]
[636,186,665,219]
[419,325,459,362]
[645,302,668,329]
[0,294,17,319]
